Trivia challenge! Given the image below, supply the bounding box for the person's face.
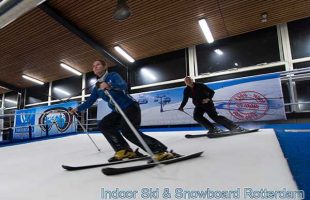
[184,77,193,86]
[92,61,107,76]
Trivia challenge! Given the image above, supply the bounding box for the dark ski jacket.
[179,82,215,108]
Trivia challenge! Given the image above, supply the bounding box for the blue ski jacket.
[77,72,136,112]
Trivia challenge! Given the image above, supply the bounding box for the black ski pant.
[193,101,237,130]
[98,102,167,153]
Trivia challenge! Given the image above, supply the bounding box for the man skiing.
[70,60,176,162]
[178,76,246,135]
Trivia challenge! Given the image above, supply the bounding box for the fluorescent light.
[214,49,223,55]
[114,46,135,63]
[22,75,44,85]
[198,19,214,43]
[54,87,71,96]
[0,85,9,90]
[60,63,82,76]
[0,0,47,29]
[141,68,156,80]
[5,99,17,104]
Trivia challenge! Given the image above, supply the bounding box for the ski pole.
[69,108,101,152]
[104,90,159,164]
[182,110,193,118]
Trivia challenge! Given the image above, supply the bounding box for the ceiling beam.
[39,3,127,68]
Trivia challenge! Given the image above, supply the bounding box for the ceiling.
[0,0,309,92]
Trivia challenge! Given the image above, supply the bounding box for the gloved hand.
[96,81,111,90]
[202,98,210,104]
[68,107,78,115]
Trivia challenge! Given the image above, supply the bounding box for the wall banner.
[97,73,286,126]
[14,101,78,140]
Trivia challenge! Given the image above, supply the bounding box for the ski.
[62,156,150,171]
[101,151,204,176]
[185,129,260,139]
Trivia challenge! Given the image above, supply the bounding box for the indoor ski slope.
[0,129,300,200]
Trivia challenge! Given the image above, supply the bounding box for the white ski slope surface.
[0,129,299,200]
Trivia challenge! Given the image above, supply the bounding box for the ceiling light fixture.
[0,0,47,29]
[114,46,135,63]
[60,63,82,76]
[54,87,71,96]
[261,12,268,23]
[214,49,223,55]
[0,85,9,90]
[113,0,132,21]
[22,75,44,85]
[198,19,214,43]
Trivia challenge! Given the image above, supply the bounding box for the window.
[196,26,280,74]
[4,92,18,108]
[131,82,186,94]
[86,105,98,131]
[25,84,49,105]
[293,61,310,69]
[288,17,310,59]
[281,82,291,112]
[85,72,97,95]
[130,49,187,86]
[3,109,15,128]
[87,105,97,119]
[296,80,310,111]
[51,76,82,100]
[196,66,285,83]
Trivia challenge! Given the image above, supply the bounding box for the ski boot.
[150,150,181,163]
[207,127,223,136]
[108,148,145,162]
[230,126,247,134]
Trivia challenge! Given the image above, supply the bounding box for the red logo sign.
[228,91,269,121]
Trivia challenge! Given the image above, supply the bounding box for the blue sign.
[14,102,78,140]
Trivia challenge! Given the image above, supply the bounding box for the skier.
[178,76,246,135]
[70,60,176,162]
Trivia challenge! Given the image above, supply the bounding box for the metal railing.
[280,66,310,113]
[0,121,89,142]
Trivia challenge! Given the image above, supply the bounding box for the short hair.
[184,76,192,80]
[94,59,107,67]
